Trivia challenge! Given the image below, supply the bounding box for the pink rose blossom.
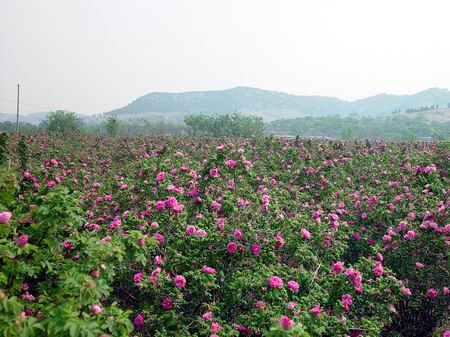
[134,272,144,283]
[174,275,186,289]
[91,304,102,315]
[332,261,345,275]
[233,229,243,240]
[210,322,222,332]
[154,233,165,244]
[401,286,412,296]
[226,160,237,168]
[227,242,238,254]
[255,301,267,309]
[0,211,12,224]
[17,234,28,247]
[166,196,178,208]
[162,297,173,310]
[342,294,353,312]
[373,262,384,277]
[267,275,283,289]
[426,288,438,298]
[195,228,206,237]
[309,305,322,315]
[202,265,216,274]
[251,244,261,256]
[149,267,161,285]
[134,313,144,327]
[155,200,166,211]
[156,171,166,183]
[211,201,222,212]
[404,230,416,240]
[154,255,163,265]
[301,228,312,240]
[279,315,293,330]
[287,280,299,292]
[209,168,219,178]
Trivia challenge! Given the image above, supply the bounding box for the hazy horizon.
[1,0,450,115]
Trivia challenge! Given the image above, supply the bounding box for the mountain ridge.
[2,87,449,125]
[108,87,450,122]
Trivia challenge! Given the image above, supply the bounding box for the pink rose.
[17,234,28,247]
[134,313,144,327]
[227,242,238,254]
[174,275,186,289]
[301,228,312,240]
[91,304,102,315]
[267,275,283,289]
[287,280,299,292]
[0,211,12,224]
[279,316,293,330]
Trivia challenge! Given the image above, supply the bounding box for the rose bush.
[0,134,448,337]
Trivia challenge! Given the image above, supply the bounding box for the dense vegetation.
[40,110,82,134]
[184,113,265,137]
[0,121,40,134]
[0,132,448,337]
[1,110,448,141]
[267,115,449,141]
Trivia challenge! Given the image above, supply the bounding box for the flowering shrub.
[0,134,448,337]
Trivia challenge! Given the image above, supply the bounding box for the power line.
[0,97,53,110]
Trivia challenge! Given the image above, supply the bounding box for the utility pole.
[16,84,20,135]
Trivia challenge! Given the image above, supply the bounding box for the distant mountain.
[351,88,450,115]
[0,112,49,125]
[107,87,450,121]
[0,111,87,125]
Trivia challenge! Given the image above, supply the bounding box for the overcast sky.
[1,0,450,115]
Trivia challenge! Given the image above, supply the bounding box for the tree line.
[267,114,449,141]
[405,104,439,113]
[0,110,448,141]
[183,113,264,137]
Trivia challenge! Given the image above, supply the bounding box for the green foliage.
[104,116,119,136]
[18,136,29,170]
[341,126,354,140]
[0,122,39,134]
[0,186,134,336]
[0,296,44,336]
[184,112,265,137]
[267,115,450,140]
[0,134,448,336]
[0,166,19,209]
[0,132,10,165]
[42,110,81,133]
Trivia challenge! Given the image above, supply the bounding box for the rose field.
[0,133,448,337]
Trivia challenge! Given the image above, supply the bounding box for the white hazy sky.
[1,0,450,115]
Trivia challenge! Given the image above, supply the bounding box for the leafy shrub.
[41,110,81,133]
[0,135,448,336]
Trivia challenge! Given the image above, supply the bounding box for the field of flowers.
[0,133,448,337]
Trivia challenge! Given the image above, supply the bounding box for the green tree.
[105,116,119,135]
[42,110,81,133]
[341,126,354,140]
[405,129,416,141]
[184,114,209,135]
[184,112,264,137]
